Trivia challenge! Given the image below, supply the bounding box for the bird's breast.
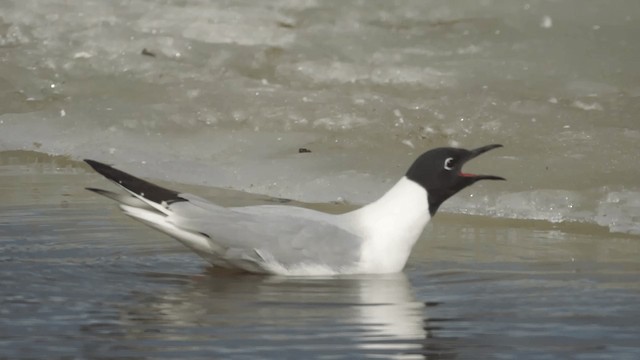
[348,180,431,273]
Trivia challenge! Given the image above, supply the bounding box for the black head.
[406,144,505,216]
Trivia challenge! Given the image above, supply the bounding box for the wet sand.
[1,154,639,359]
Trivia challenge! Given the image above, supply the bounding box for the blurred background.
[1,0,639,232]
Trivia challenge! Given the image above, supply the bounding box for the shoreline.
[2,149,637,240]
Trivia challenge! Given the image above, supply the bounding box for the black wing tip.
[84,158,102,166]
[84,159,112,174]
[84,159,128,186]
[84,159,184,204]
[84,158,131,184]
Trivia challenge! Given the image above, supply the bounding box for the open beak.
[460,144,506,181]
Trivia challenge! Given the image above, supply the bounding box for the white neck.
[348,176,431,273]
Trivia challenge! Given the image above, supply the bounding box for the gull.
[85,144,504,275]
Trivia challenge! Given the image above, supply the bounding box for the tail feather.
[119,204,217,253]
[84,159,187,215]
[84,159,185,205]
[85,159,234,267]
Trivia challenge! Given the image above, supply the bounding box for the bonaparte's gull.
[85,144,504,275]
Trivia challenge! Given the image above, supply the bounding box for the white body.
[348,177,430,273]
[114,176,431,275]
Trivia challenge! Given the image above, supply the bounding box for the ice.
[566,80,619,97]
[313,114,371,131]
[0,0,639,235]
[137,5,296,47]
[401,140,415,149]
[572,100,604,111]
[540,16,553,29]
[73,52,93,59]
[281,61,454,88]
[596,190,640,235]
[0,24,30,46]
[494,190,585,223]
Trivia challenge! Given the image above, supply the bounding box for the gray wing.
[84,159,362,273]
[168,194,364,271]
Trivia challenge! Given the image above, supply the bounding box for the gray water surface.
[1,165,639,359]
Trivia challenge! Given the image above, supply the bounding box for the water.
[1,156,640,359]
[1,0,640,358]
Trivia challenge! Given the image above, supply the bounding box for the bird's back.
[167,198,365,274]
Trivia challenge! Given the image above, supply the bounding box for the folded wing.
[84,160,362,274]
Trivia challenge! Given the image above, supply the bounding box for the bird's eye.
[444,157,455,170]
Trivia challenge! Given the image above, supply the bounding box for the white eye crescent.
[444,157,454,170]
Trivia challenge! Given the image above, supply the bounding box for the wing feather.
[85,159,363,272]
[167,201,363,270]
